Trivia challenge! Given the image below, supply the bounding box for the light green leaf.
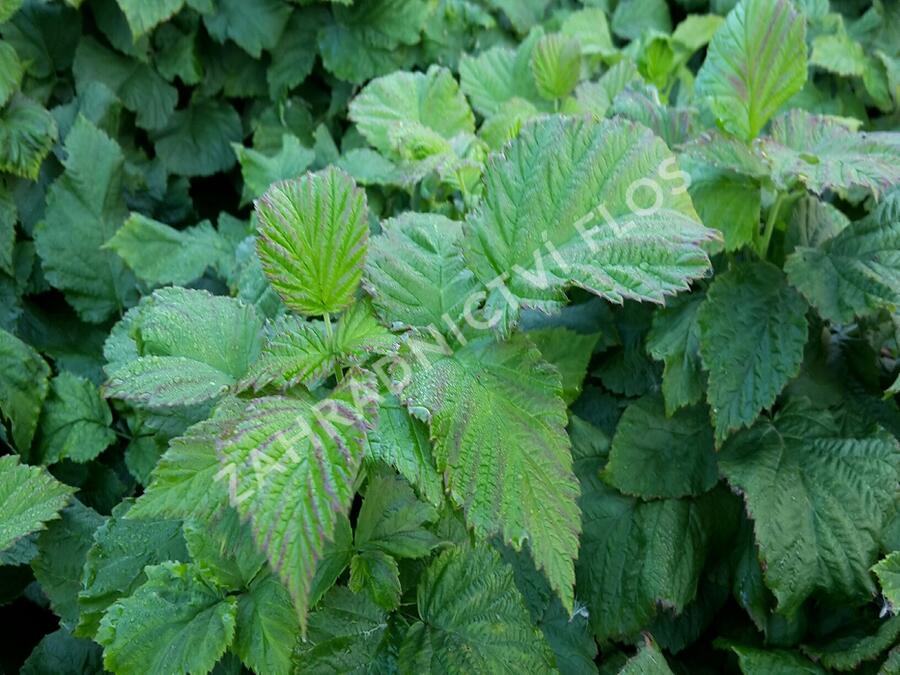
[0,40,23,107]
[611,0,671,41]
[255,166,368,316]
[202,0,291,57]
[96,562,238,675]
[233,134,315,206]
[531,33,581,101]
[761,110,900,196]
[526,328,599,404]
[35,372,115,465]
[152,98,242,177]
[671,14,723,51]
[463,115,714,333]
[366,395,443,507]
[646,292,706,415]
[399,545,556,674]
[365,212,480,333]
[332,298,398,364]
[115,0,184,38]
[719,400,900,614]
[405,333,580,613]
[235,573,299,674]
[105,356,235,410]
[128,417,230,522]
[698,262,808,443]
[459,30,550,117]
[810,31,867,78]
[31,501,105,629]
[0,454,74,554]
[605,394,718,499]
[349,65,475,159]
[0,327,50,451]
[33,116,137,323]
[73,37,177,130]
[217,372,378,630]
[621,637,675,674]
[241,316,333,392]
[785,194,900,324]
[0,93,57,180]
[105,213,232,286]
[560,8,615,57]
[874,552,900,613]
[76,504,188,637]
[695,0,807,141]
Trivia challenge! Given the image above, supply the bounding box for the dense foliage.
[0,0,899,672]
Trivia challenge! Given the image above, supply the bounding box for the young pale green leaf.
[695,0,807,141]
[33,116,137,323]
[530,33,581,101]
[646,292,706,415]
[365,212,480,333]
[719,400,900,614]
[232,134,315,205]
[604,394,718,499]
[0,93,58,179]
[76,504,188,637]
[152,98,242,177]
[761,110,900,196]
[0,327,50,451]
[698,262,808,444]
[573,417,716,641]
[255,167,368,316]
[349,65,475,158]
[34,372,115,465]
[105,213,233,286]
[874,552,900,613]
[0,455,74,554]
[399,545,556,674]
[785,193,900,323]
[366,395,443,507]
[463,115,715,333]
[0,40,23,107]
[217,371,378,631]
[405,333,580,613]
[96,562,238,675]
[810,31,867,78]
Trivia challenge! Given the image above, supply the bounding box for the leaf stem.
[759,191,787,259]
[323,312,344,382]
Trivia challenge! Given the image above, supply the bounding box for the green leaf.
[234,573,299,674]
[399,545,556,673]
[104,213,233,286]
[810,31,867,78]
[31,501,105,629]
[267,8,324,99]
[0,40,23,107]
[874,552,900,613]
[560,8,615,58]
[621,637,675,674]
[241,316,333,392]
[718,400,900,614]
[152,98,242,177]
[96,562,238,675]
[202,0,291,58]
[114,0,184,38]
[0,454,74,554]
[698,262,808,443]
[349,549,401,610]
[784,195,849,253]
[73,37,177,130]
[761,110,900,197]
[33,116,138,323]
[526,327,599,404]
[255,167,368,316]
[531,33,581,101]
[217,372,378,630]
[406,333,580,612]
[459,29,550,117]
[349,65,475,158]
[233,134,315,205]
[0,93,57,180]
[365,211,480,333]
[802,615,900,671]
[612,0,671,41]
[76,504,188,637]
[0,327,50,451]
[129,417,230,522]
[785,194,900,324]
[332,298,398,364]
[671,14,723,51]
[695,0,807,141]
[105,356,236,409]
[682,163,761,252]
[293,586,393,673]
[355,472,439,559]
[723,644,826,674]
[574,418,717,641]
[646,292,706,415]
[604,394,718,499]
[20,627,104,675]
[463,115,714,333]
[366,395,443,507]
[34,372,115,465]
